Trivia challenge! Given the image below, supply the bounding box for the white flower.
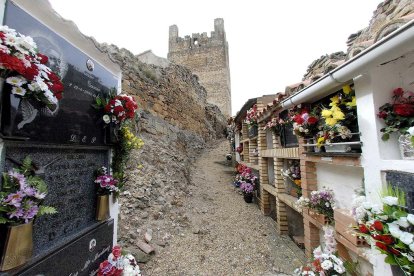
[334,263,346,273]
[11,86,26,96]
[409,243,414,252]
[371,204,382,214]
[321,260,333,270]
[399,232,414,245]
[382,196,398,206]
[6,76,27,86]
[397,217,410,228]
[407,214,414,225]
[407,126,414,136]
[361,201,372,210]
[388,223,403,238]
[103,115,111,124]
[313,246,323,259]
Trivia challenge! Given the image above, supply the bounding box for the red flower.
[112,245,122,258]
[393,103,414,117]
[307,116,318,124]
[377,111,387,119]
[22,64,39,81]
[375,241,388,252]
[113,105,124,115]
[373,220,383,231]
[37,53,49,64]
[388,247,401,256]
[393,87,404,96]
[381,235,394,245]
[358,224,369,234]
[372,234,382,241]
[0,52,25,74]
[0,32,5,40]
[293,114,304,124]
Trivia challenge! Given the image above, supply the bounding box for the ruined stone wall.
[168,18,232,117]
[96,43,227,255]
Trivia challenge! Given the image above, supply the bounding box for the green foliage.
[38,206,57,216]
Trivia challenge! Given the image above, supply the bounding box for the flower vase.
[243,193,253,203]
[324,143,351,153]
[105,123,120,145]
[0,221,33,271]
[96,194,110,221]
[398,134,414,160]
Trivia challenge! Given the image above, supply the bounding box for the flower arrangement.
[280,160,302,198]
[296,187,336,222]
[0,156,57,224]
[111,124,144,194]
[95,91,138,125]
[263,115,286,135]
[236,145,243,154]
[233,163,257,189]
[294,226,347,275]
[353,187,414,275]
[240,181,254,194]
[95,167,119,195]
[244,104,257,128]
[378,87,414,141]
[0,25,64,108]
[291,105,319,137]
[316,85,357,146]
[98,245,141,276]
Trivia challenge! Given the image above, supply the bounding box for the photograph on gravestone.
[3,146,110,264]
[1,2,119,146]
[386,171,414,214]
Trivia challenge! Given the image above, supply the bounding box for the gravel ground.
[142,140,306,275]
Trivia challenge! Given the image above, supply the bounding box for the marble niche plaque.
[3,145,109,260]
[386,171,414,213]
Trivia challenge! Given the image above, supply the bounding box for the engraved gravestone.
[1,2,118,146]
[0,1,119,274]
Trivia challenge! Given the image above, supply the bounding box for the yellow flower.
[321,109,332,118]
[346,96,357,108]
[342,85,352,94]
[317,137,325,147]
[294,179,301,186]
[329,95,340,106]
[137,164,143,169]
[332,108,345,120]
[325,117,337,126]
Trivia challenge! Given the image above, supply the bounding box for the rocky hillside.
[97,43,227,259]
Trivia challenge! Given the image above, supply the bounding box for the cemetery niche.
[0,1,121,274]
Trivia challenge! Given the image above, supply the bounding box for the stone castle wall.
[167,18,232,117]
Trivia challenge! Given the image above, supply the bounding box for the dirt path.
[143,139,305,275]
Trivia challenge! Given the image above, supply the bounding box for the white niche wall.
[316,163,364,210]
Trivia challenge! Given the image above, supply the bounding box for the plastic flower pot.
[96,194,110,221]
[243,192,253,203]
[0,221,33,271]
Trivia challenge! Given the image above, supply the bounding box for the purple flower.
[8,207,24,219]
[22,200,39,223]
[23,186,36,197]
[8,170,26,189]
[240,182,254,193]
[3,191,24,207]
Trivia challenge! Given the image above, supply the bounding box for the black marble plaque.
[1,2,119,146]
[7,220,114,276]
[386,171,414,213]
[3,145,109,259]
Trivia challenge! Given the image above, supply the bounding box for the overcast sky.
[48,0,381,116]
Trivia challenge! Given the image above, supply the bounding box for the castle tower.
[168,18,232,117]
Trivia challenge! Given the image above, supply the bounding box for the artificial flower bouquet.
[95,91,138,125]
[0,25,64,109]
[280,159,302,198]
[244,104,258,128]
[0,156,56,224]
[240,181,254,194]
[95,167,119,195]
[378,87,414,141]
[290,105,319,138]
[316,85,357,147]
[296,187,336,223]
[263,115,286,135]
[235,145,243,154]
[353,187,414,275]
[294,226,347,276]
[98,245,141,276]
